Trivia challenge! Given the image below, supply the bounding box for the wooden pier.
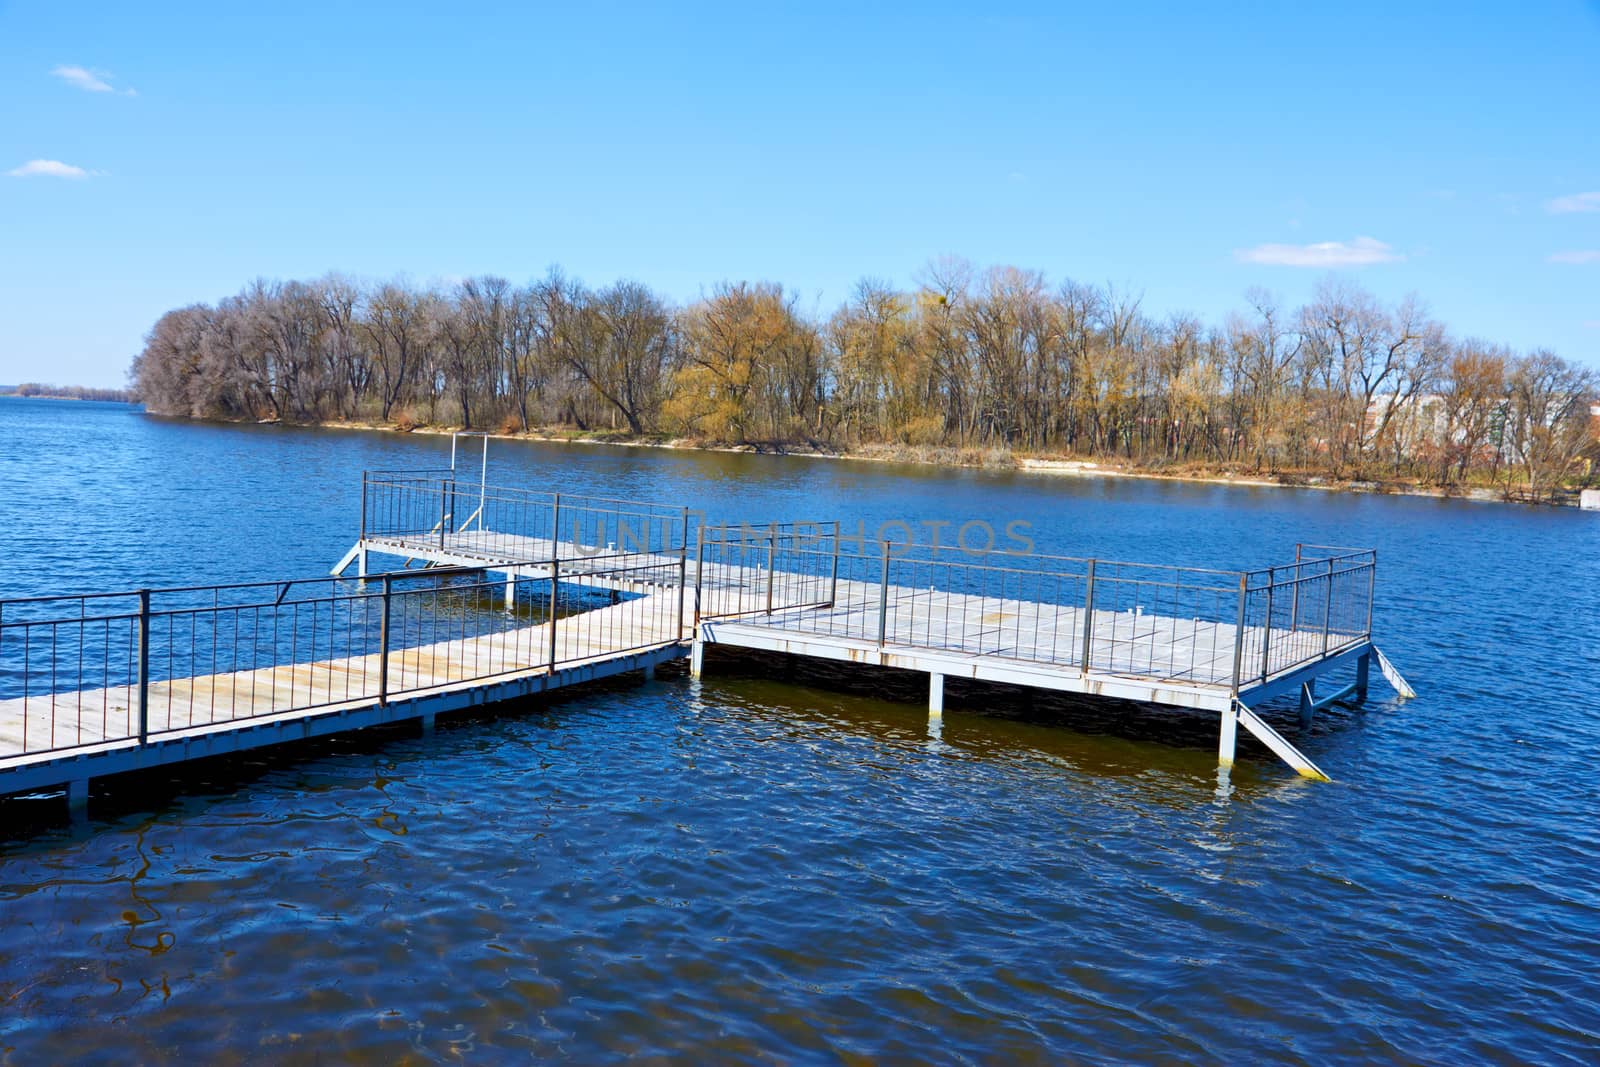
[0,467,1413,811]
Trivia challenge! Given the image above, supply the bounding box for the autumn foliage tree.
[131,262,1600,501]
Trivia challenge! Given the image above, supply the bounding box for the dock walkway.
[0,469,1413,807]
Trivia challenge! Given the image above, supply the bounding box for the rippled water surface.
[2,398,1598,1063]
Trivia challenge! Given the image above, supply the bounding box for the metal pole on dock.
[360,471,368,543]
[438,482,448,549]
[1321,559,1335,654]
[1230,573,1248,695]
[1290,543,1302,631]
[765,531,777,615]
[693,526,706,626]
[478,434,487,532]
[827,520,840,607]
[377,575,392,705]
[1259,568,1274,683]
[1079,560,1096,675]
[136,589,150,744]
[676,510,689,642]
[877,541,891,647]
[548,558,560,671]
[1364,552,1377,641]
[551,493,562,549]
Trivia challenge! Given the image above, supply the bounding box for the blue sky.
[2,0,1597,387]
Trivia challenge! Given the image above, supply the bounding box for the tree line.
[4,382,133,402]
[130,261,1599,501]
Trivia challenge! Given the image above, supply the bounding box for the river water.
[0,397,1596,1063]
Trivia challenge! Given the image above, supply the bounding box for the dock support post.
[1218,702,1238,765]
[690,636,705,678]
[929,672,944,719]
[1355,650,1371,702]
[421,712,435,734]
[67,778,89,821]
[1299,681,1316,731]
[331,543,366,578]
[504,573,515,611]
[644,663,656,682]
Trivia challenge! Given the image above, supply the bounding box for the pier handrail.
[361,474,701,559]
[0,547,687,764]
[694,524,1376,690]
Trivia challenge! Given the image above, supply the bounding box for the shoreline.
[264,416,1556,508]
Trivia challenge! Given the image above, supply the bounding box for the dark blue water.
[1,397,1597,1062]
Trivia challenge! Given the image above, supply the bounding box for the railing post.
[1321,559,1335,655]
[676,509,690,642]
[377,575,392,705]
[827,520,840,607]
[360,471,368,542]
[136,589,150,744]
[1364,551,1377,641]
[1231,572,1249,695]
[1259,568,1274,683]
[765,532,777,615]
[438,481,448,549]
[548,557,560,671]
[1079,560,1096,675]
[551,492,562,549]
[877,540,891,647]
[693,526,706,625]
[1290,542,1302,631]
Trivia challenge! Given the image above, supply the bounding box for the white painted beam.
[1375,647,1416,699]
[1235,702,1331,781]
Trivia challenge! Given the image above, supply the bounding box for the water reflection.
[1,399,1598,1061]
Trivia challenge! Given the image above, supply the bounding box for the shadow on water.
[0,666,679,851]
[0,643,1337,849]
[694,646,1327,799]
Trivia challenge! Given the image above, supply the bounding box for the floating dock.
[0,462,1412,811]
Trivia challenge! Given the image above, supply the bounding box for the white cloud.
[1234,236,1402,268]
[50,65,135,95]
[1547,191,1600,214]
[1549,250,1600,264]
[7,159,91,179]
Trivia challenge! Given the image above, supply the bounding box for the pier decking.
[0,468,1412,808]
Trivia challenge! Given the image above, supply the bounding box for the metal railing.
[0,549,685,763]
[362,473,696,563]
[695,526,1376,691]
[0,497,1377,770]
[1237,545,1377,688]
